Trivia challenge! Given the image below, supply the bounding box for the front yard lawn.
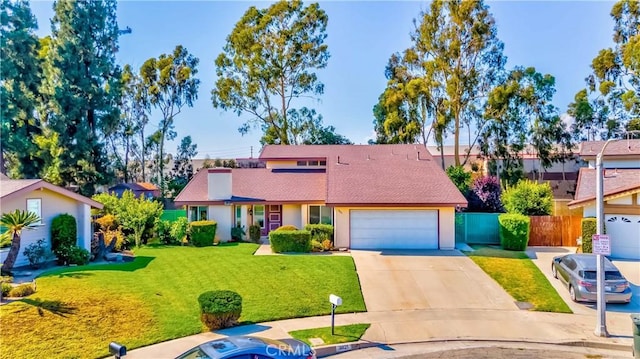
[0,243,366,359]
[465,246,572,314]
[289,323,370,346]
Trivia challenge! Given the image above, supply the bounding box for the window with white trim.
[189,206,208,221]
[309,205,332,225]
[26,198,42,225]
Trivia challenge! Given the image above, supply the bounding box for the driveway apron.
[351,249,518,312]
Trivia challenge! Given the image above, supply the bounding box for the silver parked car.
[551,254,632,304]
[175,336,316,359]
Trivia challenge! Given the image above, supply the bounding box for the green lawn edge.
[1,243,366,359]
[289,323,371,346]
[464,246,572,314]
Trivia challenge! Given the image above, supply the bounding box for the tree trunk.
[1,232,21,275]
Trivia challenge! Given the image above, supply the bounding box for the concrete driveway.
[526,247,640,315]
[351,249,518,312]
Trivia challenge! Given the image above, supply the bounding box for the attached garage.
[605,214,640,260]
[350,209,439,249]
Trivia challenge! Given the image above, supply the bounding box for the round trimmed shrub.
[8,283,35,297]
[198,290,242,330]
[51,214,77,251]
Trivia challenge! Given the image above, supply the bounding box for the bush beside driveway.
[0,243,366,359]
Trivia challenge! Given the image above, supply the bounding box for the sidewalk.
[126,307,635,358]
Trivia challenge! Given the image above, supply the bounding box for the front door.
[266,205,282,235]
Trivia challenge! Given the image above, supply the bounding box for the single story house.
[175,144,468,250]
[568,139,640,260]
[0,178,103,267]
[108,182,160,199]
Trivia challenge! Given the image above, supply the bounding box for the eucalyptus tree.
[44,0,122,195]
[106,64,149,183]
[481,67,571,184]
[374,0,505,166]
[139,45,199,197]
[0,0,43,178]
[212,0,333,145]
[569,0,640,140]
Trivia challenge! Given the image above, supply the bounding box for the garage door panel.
[605,214,640,260]
[351,210,438,249]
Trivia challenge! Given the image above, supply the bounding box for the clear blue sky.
[30,1,615,159]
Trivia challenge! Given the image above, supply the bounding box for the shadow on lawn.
[39,256,155,279]
[13,298,78,317]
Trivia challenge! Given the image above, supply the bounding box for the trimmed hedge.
[305,224,334,241]
[51,214,77,251]
[269,230,311,253]
[581,217,605,254]
[190,221,217,247]
[198,290,242,330]
[498,213,530,251]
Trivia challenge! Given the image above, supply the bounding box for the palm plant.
[1,210,40,275]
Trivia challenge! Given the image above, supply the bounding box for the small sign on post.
[592,234,611,255]
[329,294,342,335]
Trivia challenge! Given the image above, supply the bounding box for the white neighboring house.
[568,139,640,260]
[0,177,103,267]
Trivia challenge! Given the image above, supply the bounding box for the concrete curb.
[312,338,633,357]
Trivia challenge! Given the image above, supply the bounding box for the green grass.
[465,246,572,314]
[289,323,370,346]
[0,243,366,359]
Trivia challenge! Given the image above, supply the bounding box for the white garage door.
[605,214,640,260]
[350,210,438,249]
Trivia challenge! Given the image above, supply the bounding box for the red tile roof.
[568,168,640,207]
[579,139,640,158]
[176,144,467,207]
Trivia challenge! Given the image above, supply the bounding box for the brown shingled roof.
[176,144,468,207]
[568,168,640,208]
[261,144,466,206]
[175,168,326,204]
[579,139,640,158]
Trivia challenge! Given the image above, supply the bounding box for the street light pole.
[594,139,613,337]
[594,131,640,337]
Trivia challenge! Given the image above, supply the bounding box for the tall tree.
[168,136,197,198]
[139,45,199,198]
[107,64,148,183]
[374,0,505,166]
[212,0,333,145]
[481,67,572,184]
[0,0,43,178]
[44,0,122,195]
[569,0,640,139]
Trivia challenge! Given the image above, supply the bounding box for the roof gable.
[0,179,104,208]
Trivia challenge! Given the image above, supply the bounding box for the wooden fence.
[456,213,582,247]
[528,215,582,247]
